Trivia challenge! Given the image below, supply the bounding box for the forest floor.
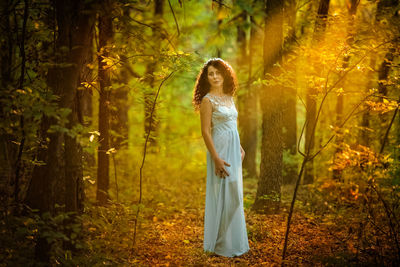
[127,177,352,266]
[133,208,349,266]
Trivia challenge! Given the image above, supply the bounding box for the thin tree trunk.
[144,0,164,150]
[241,15,258,178]
[235,9,254,177]
[97,0,113,205]
[375,0,399,150]
[13,0,29,205]
[359,56,376,146]
[0,0,14,194]
[303,0,330,185]
[332,0,359,181]
[110,69,129,149]
[282,0,298,185]
[253,0,284,214]
[216,1,223,58]
[376,0,399,150]
[359,0,398,147]
[397,99,400,171]
[79,31,95,168]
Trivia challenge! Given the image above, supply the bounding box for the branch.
[380,100,399,154]
[212,0,232,9]
[310,93,369,161]
[131,70,175,250]
[297,117,306,157]
[281,38,399,262]
[168,0,180,36]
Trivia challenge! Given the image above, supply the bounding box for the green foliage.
[282,149,301,177]
[0,207,84,266]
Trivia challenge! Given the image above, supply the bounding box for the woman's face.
[207,65,224,89]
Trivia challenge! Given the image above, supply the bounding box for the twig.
[168,0,180,36]
[112,153,118,202]
[132,70,175,250]
[281,38,397,262]
[212,0,231,9]
[370,183,400,260]
[310,94,369,161]
[297,118,306,157]
[380,100,399,154]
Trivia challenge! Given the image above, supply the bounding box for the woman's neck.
[209,87,224,96]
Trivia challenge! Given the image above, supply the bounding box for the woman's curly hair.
[192,58,238,111]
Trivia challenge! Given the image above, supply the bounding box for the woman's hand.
[214,157,230,178]
[240,146,245,162]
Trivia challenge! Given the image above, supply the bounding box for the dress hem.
[204,247,250,258]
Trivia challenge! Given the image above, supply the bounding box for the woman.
[193,58,250,257]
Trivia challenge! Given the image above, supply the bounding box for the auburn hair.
[192,58,238,111]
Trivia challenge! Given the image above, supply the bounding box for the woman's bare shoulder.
[200,96,212,113]
[201,95,212,105]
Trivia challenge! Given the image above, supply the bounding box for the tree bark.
[79,31,95,168]
[24,0,95,261]
[359,56,376,146]
[65,94,84,213]
[376,0,399,150]
[144,0,164,150]
[303,0,330,184]
[253,0,284,214]
[241,15,259,178]
[332,0,359,181]
[0,0,17,207]
[216,1,223,58]
[359,0,398,147]
[110,64,129,149]
[97,0,114,205]
[236,9,258,178]
[282,0,298,185]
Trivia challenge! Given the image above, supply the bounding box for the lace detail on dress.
[204,93,234,108]
[203,93,237,126]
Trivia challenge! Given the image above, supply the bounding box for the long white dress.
[203,92,250,257]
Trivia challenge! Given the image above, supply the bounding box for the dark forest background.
[0,0,399,265]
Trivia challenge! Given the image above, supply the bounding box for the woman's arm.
[200,97,218,160]
[200,97,230,178]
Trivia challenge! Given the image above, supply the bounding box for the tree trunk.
[65,92,84,213]
[79,31,96,168]
[376,0,399,150]
[377,48,395,129]
[97,0,114,205]
[303,0,330,185]
[24,0,95,262]
[216,1,223,58]
[359,56,376,146]
[109,6,131,151]
[110,69,129,150]
[241,15,259,178]
[236,9,256,178]
[332,0,359,181]
[397,99,400,175]
[253,0,284,214]
[0,0,16,208]
[282,0,298,185]
[359,0,398,147]
[144,0,164,150]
